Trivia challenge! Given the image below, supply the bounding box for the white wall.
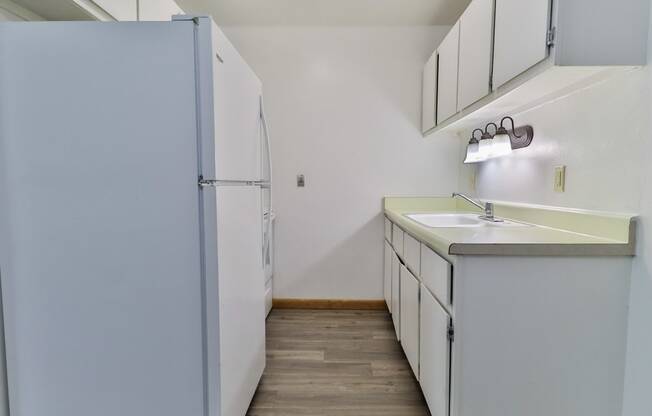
[456,11,652,416]
[223,26,460,299]
[458,68,649,212]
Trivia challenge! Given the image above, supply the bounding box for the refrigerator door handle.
[198,177,270,188]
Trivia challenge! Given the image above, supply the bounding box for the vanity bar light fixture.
[464,116,534,164]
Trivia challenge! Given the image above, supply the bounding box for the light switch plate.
[554,166,566,193]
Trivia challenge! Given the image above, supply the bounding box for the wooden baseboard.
[272,298,387,311]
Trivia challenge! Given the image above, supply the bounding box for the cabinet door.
[391,251,401,341]
[138,0,183,21]
[493,0,551,89]
[400,265,420,380]
[420,286,451,416]
[458,0,494,110]
[436,22,460,124]
[384,240,392,313]
[421,51,438,132]
[93,0,137,21]
[421,245,452,309]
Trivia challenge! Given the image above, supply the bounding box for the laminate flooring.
[246,309,430,416]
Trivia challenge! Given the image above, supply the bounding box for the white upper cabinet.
[436,22,460,125]
[457,0,494,110]
[421,51,438,133]
[138,0,183,21]
[94,0,137,21]
[493,0,550,89]
[423,0,649,136]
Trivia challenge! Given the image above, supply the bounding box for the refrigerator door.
[214,186,266,416]
[188,17,268,415]
[0,22,205,416]
[212,22,263,181]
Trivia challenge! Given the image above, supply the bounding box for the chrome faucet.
[452,193,503,222]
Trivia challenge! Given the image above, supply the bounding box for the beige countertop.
[384,197,637,259]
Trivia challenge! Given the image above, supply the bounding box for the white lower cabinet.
[420,285,451,416]
[391,251,401,341]
[382,220,631,416]
[400,265,420,379]
[384,240,392,312]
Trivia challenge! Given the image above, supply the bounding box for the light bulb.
[478,137,494,158]
[464,141,483,163]
[492,131,513,157]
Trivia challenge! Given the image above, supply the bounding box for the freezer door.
[212,23,263,181]
[0,22,204,416]
[214,186,266,416]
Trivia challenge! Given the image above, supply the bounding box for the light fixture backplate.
[508,125,534,150]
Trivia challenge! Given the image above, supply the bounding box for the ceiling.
[176,0,470,26]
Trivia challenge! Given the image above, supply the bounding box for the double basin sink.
[405,213,530,228]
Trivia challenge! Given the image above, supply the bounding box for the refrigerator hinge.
[447,323,455,342]
[547,27,556,47]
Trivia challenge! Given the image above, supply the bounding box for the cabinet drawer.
[384,217,392,242]
[420,244,452,307]
[392,224,404,258]
[404,233,421,276]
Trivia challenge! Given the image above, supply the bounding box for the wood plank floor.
[246,309,430,416]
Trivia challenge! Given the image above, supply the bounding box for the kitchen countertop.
[384,197,637,259]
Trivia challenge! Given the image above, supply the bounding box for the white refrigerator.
[0,16,270,416]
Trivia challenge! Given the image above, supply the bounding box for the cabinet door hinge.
[547,27,556,47]
[447,323,455,342]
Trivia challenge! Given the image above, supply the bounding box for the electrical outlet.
[554,166,566,193]
[297,174,305,187]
